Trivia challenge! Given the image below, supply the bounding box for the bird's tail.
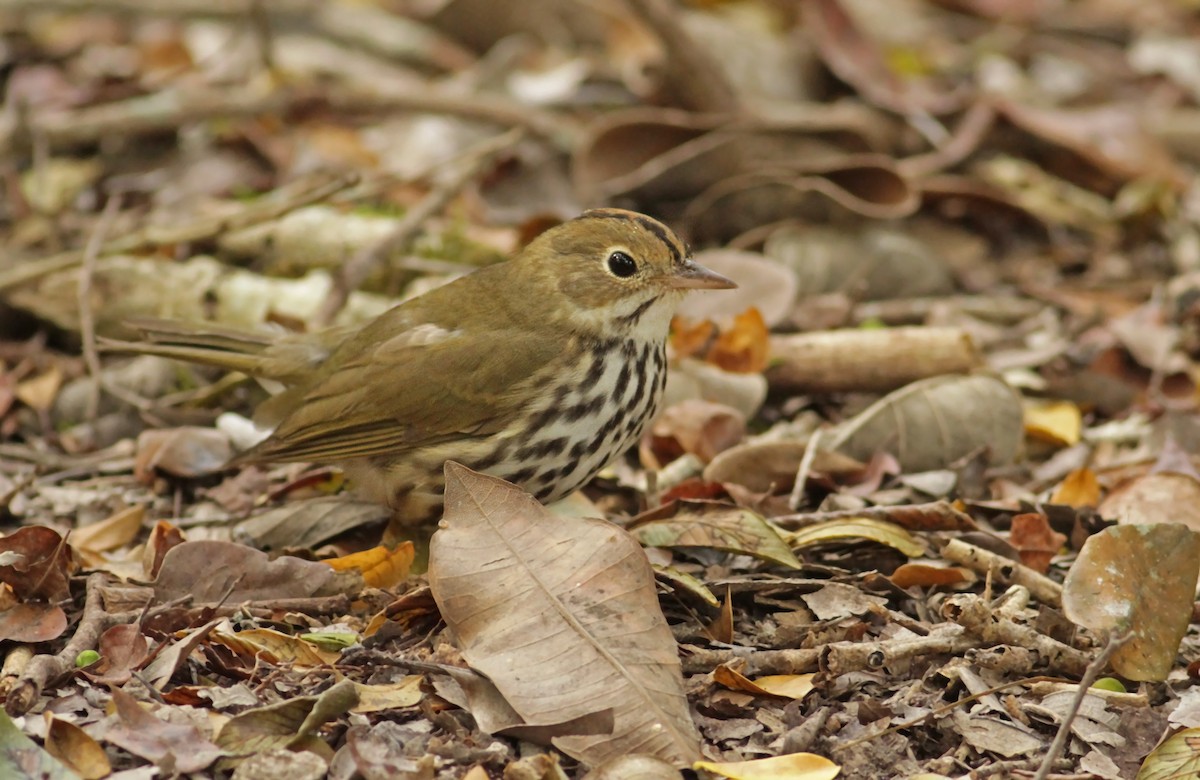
[101,318,289,379]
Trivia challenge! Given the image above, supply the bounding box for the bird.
[110,208,736,522]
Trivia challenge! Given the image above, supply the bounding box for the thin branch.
[76,195,124,421]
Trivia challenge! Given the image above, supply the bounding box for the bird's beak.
[667,259,737,290]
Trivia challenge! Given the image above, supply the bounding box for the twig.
[315,127,524,326]
[0,171,356,294]
[1031,631,1128,780]
[787,430,822,511]
[0,83,578,157]
[941,538,1064,608]
[6,573,111,716]
[76,195,124,421]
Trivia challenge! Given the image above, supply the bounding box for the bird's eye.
[607,251,637,278]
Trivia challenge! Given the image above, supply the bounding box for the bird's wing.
[237,324,564,463]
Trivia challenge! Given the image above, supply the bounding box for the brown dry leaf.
[0,525,76,601]
[630,501,801,569]
[694,752,841,780]
[324,543,415,589]
[1099,472,1200,532]
[142,520,185,579]
[215,678,358,756]
[106,688,223,773]
[1062,524,1200,681]
[889,562,975,589]
[1009,513,1066,573]
[1050,468,1100,508]
[0,603,67,643]
[140,618,221,690]
[43,713,110,780]
[1024,400,1082,447]
[81,623,148,685]
[151,540,336,604]
[642,399,746,468]
[706,590,734,643]
[829,374,1023,473]
[134,426,233,481]
[428,463,701,768]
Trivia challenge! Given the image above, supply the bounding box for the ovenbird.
[113,209,735,520]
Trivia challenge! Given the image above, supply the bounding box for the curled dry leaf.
[829,373,1023,473]
[151,540,337,604]
[429,463,701,768]
[0,526,76,602]
[663,358,768,420]
[581,754,683,780]
[1062,524,1200,681]
[106,688,222,773]
[215,678,359,756]
[44,714,110,780]
[642,399,746,468]
[704,439,864,494]
[1024,400,1082,447]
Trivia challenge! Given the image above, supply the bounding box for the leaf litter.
[3,0,1200,777]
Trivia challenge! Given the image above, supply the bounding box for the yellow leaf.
[1024,400,1082,446]
[351,676,424,713]
[73,505,145,555]
[1050,467,1100,507]
[324,543,414,588]
[787,518,927,557]
[695,753,841,780]
[212,628,338,667]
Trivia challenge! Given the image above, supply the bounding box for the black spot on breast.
[569,439,588,460]
[564,395,605,422]
[585,347,609,386]
[517,436,569,461]
[616,361,631,394]
[508,466,537,485]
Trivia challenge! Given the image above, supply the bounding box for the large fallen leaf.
[0,526,76,601]
[1062,524,1200,681]
[428,463,701,768]
[829,374,1023,472]
[1136,726,1200,779]
[1100,472,1200,532]
[105,688,223,773]
[786,518,927,558]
